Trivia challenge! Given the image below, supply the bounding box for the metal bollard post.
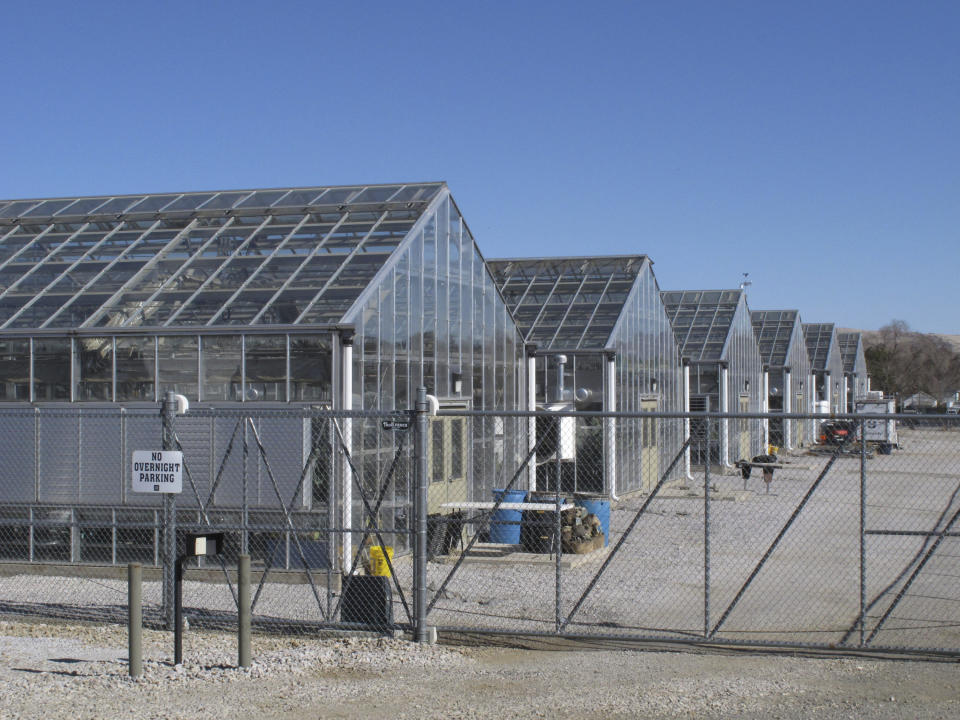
[238,554,251,667]
[128,562,142,677]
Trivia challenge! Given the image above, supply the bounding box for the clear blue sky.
[2,1,957,333]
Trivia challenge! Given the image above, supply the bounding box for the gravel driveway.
[1,619,958,719]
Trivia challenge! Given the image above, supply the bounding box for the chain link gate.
[422,409,960,655]
[1,404,959,655]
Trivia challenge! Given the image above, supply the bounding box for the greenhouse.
[751,310,813,450]
[488,255,683,495]
[0,182,527,561]
[802,323,845,414]
[837,331,868,410]
[661,289,764,466]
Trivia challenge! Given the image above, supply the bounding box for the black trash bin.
[520,492,565,553]
[426,512,465,559]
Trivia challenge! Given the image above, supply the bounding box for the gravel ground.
[1,619,959,719]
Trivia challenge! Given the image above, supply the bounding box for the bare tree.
[864,320,960,404]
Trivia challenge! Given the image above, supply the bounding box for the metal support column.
[339,330,354,572]
[719,363,730,467]
[527,349,537,492]
[762,368,769,452]
[603,350,617,498]
[414,386,429,643]
[161,390,177,630]
[783,368,793,450]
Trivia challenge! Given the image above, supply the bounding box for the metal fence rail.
[0,399,958,656]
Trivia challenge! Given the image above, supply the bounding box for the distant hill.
[838,328,960,353]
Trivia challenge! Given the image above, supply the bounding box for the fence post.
[413,386,429,642]
[238,554,251,667]
[161,390,177,630]
[704,416,712,638]
[128,562,142,677]
[555,424,562,633]
[859,417,867,646]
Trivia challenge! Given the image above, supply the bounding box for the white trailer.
[855,398,898,449]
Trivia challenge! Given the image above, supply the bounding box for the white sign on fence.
[131,450,183,494]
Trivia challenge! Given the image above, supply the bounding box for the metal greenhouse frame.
[751,310,814,450]
[802,323,845,415]
[0,182,528,567]
[662,289,765,466]
[837,331,868,410]
[489,255,684,496]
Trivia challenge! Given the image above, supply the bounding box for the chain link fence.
[1,402,959,655]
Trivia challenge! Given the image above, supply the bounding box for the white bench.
[440,501,575,512]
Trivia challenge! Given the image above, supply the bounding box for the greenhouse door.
[739,395,750,460]
[641,397,658,492]
[426,414,469,515]
[795,393,805,445]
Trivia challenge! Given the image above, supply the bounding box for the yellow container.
[768,445,780,456]
[368,545,394,577]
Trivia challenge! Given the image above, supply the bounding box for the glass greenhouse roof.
[837,331,863,372]
[751,310,800,367]
[0,182,442,331]
[803,323,835,370]
[661,289,743,362]
[488,256,647,350]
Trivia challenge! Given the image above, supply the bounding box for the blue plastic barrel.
[578,496,611,546]
[489,488,528,544]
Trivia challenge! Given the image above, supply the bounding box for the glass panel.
[0,201,41,218]
[92,197,144,215]
[158,335,198,400]
[0,232,34,264]
[163,193,215,212]
[56,198,111,216]
[0,338,30,400]
[235,190,289,208]
[244,335,286,401]
[22,200,74,217]
[198,192,251,211]
[126,195,181,213]
[314,187,361,205]
[6,295,69,329]
[201,335,241,401]
[116,336,155,401]
[33,337,71,401]
[352,186,401,204]
[76,337,113,401]
[422,219,436,394]
[272,189,325,207]
[389,185,440,204]
[289,334,332,403]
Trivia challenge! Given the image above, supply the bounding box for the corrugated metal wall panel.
[253,417,309,509]
[37,415,80,503]
[175,415,217,509]
[78,415,123,504]
[122,412,163,507]
[209,416,245,508]
[0,411,37,502]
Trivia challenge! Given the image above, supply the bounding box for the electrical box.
[185,532,225,557]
